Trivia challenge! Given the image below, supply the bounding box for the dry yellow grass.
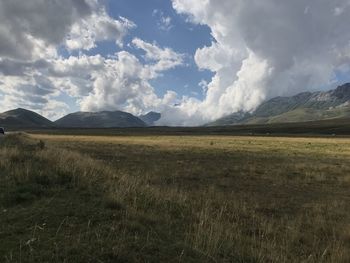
[1,132,350,262]
[32,134,350,156]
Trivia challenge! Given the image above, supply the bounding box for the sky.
[1,0,350,125]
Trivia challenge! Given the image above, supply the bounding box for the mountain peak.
[139,112,161,126]
[209,83,350,126]
[54,110,146,128]
[7,108,32,114]
[0,108,53,128]
[333,83,350,98]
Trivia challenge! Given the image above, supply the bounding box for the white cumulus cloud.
[164,0,350,125]
[0,0,135,119]
[2,0,350,126]
[46,40,185,117]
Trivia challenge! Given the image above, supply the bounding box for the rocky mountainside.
[210,83,350,126]
[54,111,147,128]
[0,108,53,128]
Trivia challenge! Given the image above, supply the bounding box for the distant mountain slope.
[55,111,146,128]
[210,83,350,126]
[139,112,161,126]
[0,108,53,128]
[206,111,250,127]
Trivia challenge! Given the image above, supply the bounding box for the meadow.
[1,132,350,262]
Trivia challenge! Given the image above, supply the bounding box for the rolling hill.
[0,108,53,128]
[54,111,147,128]
[210,83,350,126]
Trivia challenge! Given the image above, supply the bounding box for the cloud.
[74,40,185,115]
[0,0,188,121]
[38,40,185,116]
[153,9,173,31]
[165,0,350,125]
[0,0,135,118]
[78,51,156,113]
[132,38,185,72]
[3,0,350,126]
[66,13,136,50]
[0,0,91,60]
[0,0,134,57]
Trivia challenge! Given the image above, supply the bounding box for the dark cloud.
[0,0,92,60]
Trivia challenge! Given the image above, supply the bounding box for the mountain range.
[209,83,350,126]
[0,109,160,129]
[1,83,350,129]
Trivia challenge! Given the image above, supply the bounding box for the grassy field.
[1,132,350,262]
